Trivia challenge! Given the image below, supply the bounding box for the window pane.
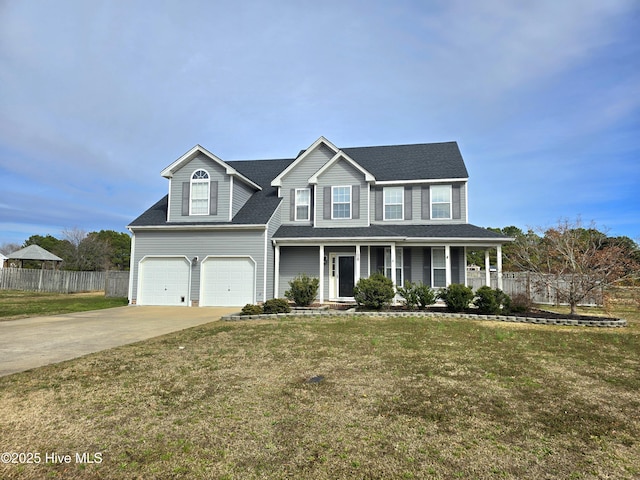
[432,204,450,219]
[333,203,350,218]
[431,186,450,203]
[433,269,446,287]
[385,205,402,220]
[296,189,309,204]
[432,248,445,268]
[384,187,403,204]
[296,205,309,220]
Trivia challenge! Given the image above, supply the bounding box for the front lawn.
[0,300,638,479]
[0,290,128,320]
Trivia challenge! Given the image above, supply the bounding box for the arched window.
[190,169,210,215]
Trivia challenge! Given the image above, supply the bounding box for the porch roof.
[273,224,512,242]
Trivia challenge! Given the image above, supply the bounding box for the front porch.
[274,242,506,303]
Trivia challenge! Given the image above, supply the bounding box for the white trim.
[374,178,468,186]
[328,253,356,301]
[127,232,136,304]
[294,188,311,221]
[167,178,172,222]
[308,151,375,184]
[383,186,404,221]
[331,185,352,220]
[161,144,261,190]
[497,245,503,290]
[229,176,234,221]
[355,244,361,288]
[271,136,340,187]
[367,184,371,226]
[273,236,513,245]
[445,245,451,286]
[129,224,267,231]
[319,245,324,303]
[274,244,280,299]
[313,185,318,226]
[263,226,268,302]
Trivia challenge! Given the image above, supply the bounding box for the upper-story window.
[431,185,451,219]
[384,187,403,220]
[295,188,310,221]
[332,186,351,219]
[190,169,210,215]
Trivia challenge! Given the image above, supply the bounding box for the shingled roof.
[129,140,470,228]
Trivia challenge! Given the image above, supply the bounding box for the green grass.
[0,291,638,479]
[0,290,128,320]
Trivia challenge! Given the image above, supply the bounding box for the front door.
[338,256,355,297]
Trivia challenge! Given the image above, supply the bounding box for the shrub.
[262,298,291,314]
[437,284,474,312]
[509,292,532,313]
[284,273,320,307]
[241,303,263,315]
[397,281,436,310]
[474,286,512,314]
[353,273,395,310]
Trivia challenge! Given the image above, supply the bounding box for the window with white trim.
[332,186,351,219]
[431,185,451,219]
[432,247,446,287]
[384,247,403,286]
[190,169,210,215]
[384,187,403,220]
[295,188,310,221]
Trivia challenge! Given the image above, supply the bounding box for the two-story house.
[128,136,511,306]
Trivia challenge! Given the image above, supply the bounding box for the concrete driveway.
[0,306,239,377]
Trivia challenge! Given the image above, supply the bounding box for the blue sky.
[1,0,638,247]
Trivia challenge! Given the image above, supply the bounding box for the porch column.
[445,245,451,286]
[355,244,361,286]
[390,243,396,288]
[319,245,324,303]
[484,249,491,287]
[496,244,503,290]
[274,244,280,299]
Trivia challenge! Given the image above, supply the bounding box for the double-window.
[295,188,310,221]
[332,186,351,219]
[190,169,210,215]
[384,187,403,220]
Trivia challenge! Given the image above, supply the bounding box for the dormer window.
[190,169,210,215]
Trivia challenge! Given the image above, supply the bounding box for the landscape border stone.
[222,309,627,327]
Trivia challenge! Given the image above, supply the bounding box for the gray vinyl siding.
[278,246,320,298]
[451,247,465,285]
[316,159,369,228]
[280,143,334,225]
[168,154,231,222]
[232,179,255,218]
[371,182,468,225]
[131,229,266,304]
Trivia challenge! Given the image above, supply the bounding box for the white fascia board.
[271,136,340,187]
[161,144,261,191]
[127,224,266,232]
[272,236,514,246]
[374,178,469,186]
[308,151,375,184]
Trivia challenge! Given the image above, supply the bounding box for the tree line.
[1,228,131,271]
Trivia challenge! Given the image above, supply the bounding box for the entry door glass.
[338,256,355,297]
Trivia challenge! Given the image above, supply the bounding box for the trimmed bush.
[284,273,320,307]
[262,298,291,314]
[397,281,436,310]
[353,273,395,310]
[474,286,512,314]
[437,284,474,312]
[241,303,263,316]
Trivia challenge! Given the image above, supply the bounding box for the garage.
[200,257,255,306]
[138,257,190,306]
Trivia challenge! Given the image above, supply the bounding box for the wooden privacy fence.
[0,268,130,297]
[467,271,603,306]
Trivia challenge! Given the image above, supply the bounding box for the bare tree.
[0,242,21,255]
[61,227,110,271]
[509,218,638,314]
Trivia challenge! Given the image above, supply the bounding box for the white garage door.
[200,257,255,306]
[138,257,190,306]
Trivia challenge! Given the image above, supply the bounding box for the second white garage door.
[200,257,255,306]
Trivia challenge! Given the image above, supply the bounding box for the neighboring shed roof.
[8,244,63,261]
